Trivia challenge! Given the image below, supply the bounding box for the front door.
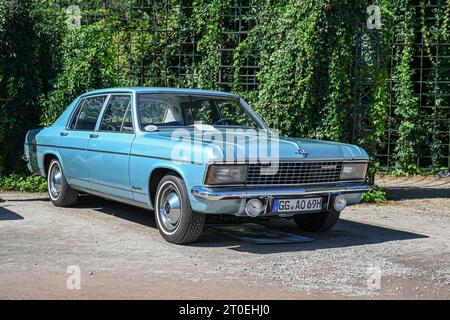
[86,94,135,199]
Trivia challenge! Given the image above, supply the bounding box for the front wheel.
[155,174,205,244]
[293,209,341,232]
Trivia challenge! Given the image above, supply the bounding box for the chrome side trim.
[71,186,153,210]
[206,158,369,164]
[34,143,202,165]
[191,184,371,200]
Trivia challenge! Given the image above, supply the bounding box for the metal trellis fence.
[51,0,450,170]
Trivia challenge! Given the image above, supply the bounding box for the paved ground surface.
[1,175,449,299]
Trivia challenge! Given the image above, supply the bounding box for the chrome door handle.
[89,134,99,139]
[60,132,68,136]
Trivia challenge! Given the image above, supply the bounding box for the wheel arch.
[148,166,185,207]
[42,151,64,178]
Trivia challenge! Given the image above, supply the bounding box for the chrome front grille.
[245,161,343,185]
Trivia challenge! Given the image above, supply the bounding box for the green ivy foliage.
[0,173,47,192]
[0,0,449,182]
[0,0,65,175]
[422,0,450,172]
[41,18,119,126]
[361,185,387,203]
[234,0,362,144]
[237,0,325,137]
[192,0,223,89]
[391,0,421,174]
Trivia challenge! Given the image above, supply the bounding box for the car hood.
[155,128,368,163]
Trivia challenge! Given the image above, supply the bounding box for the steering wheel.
[213,117,232,125]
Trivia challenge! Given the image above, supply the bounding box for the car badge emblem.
[295,148,308,157]
[321,165,337,169]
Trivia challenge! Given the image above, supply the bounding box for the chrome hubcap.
[158,185,181,231]
[49,164,62,199]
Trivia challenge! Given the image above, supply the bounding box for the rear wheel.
[47,159,78,207]
[155,174,205,244]
[293,209,340,232]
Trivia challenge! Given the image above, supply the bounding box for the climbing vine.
[192,0,223,89]
[40,17,119,126]
[423,0,450,172]
[442,0,450,41]
[1,0,450,176]
[391,0,421,174]
[234,0,350,139]
[0,0,66,174]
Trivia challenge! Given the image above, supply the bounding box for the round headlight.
[333,195,347,212]
[245,199,263,217]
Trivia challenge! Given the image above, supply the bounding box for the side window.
[138,94,176,128]
[216,100,257,128]
[182,100,217,125]
[99,95,133,132]
[70,96,106,131]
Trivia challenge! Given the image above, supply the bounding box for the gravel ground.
[1,184,450,299]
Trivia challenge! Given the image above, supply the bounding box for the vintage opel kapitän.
[24,87,370,244]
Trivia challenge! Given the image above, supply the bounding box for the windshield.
[137,94,261,130]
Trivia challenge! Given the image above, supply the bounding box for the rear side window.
[99,95,133,133]
[70,96,106,130]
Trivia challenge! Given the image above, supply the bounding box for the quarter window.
[100,95,133,132]
[70,96,106,130]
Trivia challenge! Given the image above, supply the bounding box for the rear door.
[58,95,107,188]
[86,94,135,199]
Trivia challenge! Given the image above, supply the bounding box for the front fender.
[129,154,206,207]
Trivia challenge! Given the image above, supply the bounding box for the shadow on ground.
[377,174,450,200]
[68,194,428,254]
[75,194,157,228]
[195,217,428,254]
[386,187,450,200]
[0,197,49,202]
[0,206,24,220]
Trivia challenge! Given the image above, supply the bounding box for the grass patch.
[379,166,449,177]
[0,174,47,192]
[361,185,387,203]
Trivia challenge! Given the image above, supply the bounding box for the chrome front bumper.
[191,183,370,200]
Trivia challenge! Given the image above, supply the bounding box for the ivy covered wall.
[0,0,449,176]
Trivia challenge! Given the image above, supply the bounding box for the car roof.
[79,87,240,98]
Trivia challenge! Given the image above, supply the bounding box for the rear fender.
[24,128,43,174]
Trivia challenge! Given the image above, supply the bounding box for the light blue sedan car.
[24,87,370,244]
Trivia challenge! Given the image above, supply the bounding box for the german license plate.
[275,197,323,213]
